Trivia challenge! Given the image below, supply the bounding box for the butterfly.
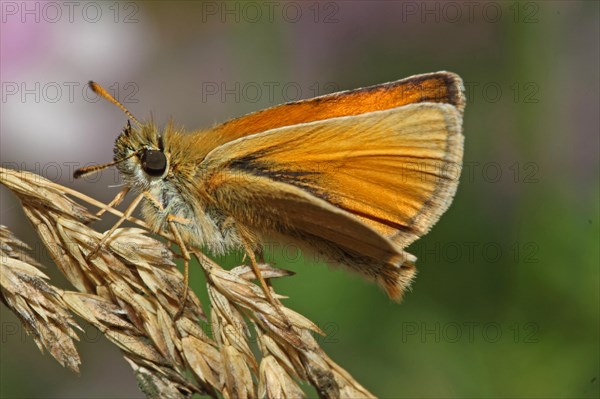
[75,71,465,308]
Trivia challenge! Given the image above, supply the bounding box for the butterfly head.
[112,121,170,191]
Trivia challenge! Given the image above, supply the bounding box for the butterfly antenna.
[73,150,141,179]
[88,81,141,126]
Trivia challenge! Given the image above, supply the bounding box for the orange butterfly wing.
[204,100,463,249]
[195,72,465,299]
[209,71,465,148]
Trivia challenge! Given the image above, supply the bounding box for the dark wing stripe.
[228,153,329,202]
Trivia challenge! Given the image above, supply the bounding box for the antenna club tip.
[88,81,100,93]
[87,80,140,125]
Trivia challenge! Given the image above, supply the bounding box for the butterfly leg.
[221,217,277,303]
[94,186,130,218]
[167,217,192,320]
[239,235,277,306]
[86,191,145,261]
[138,192,193,319]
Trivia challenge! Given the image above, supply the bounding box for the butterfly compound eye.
[141,149,167,176]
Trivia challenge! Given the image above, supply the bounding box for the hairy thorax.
[140,177,243,254]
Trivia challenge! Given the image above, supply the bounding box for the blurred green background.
[1,1,598,398]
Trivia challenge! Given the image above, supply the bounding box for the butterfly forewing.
[195,71,464,300]
[204,102,463,248]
